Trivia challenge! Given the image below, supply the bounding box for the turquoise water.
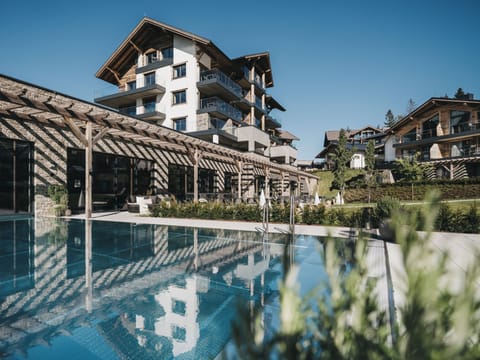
[0,217,351,359]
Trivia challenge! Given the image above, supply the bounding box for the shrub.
[48,184,68,216]
[373,196,401,227]
[302,205,326,225]
[435,203,452,232]
[463,202,480,233]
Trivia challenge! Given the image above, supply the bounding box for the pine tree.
[384,109,396,128]
[454,87,466,99]
[331,129,352,202]
[406,98,417,114]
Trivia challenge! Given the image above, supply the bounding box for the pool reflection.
[0,217,335,359]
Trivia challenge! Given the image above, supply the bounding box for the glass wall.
[422,115,439,139]
[450,111,471,134]
[168,164,216,201]
[67,148,153,212]
[0,138,33,213]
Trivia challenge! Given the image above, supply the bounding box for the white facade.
[167,36,199,132]
[350,152,365,169]
[384,135,396,162]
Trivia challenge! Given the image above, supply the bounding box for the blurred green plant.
[230,191,480,359]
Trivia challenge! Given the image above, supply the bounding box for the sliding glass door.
[0,138,33,214]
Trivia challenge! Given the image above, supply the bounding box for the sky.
[1,0,479,160]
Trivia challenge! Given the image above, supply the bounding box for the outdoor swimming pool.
[0,217,353,359]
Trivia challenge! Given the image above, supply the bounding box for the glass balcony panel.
[144,102,156,113]
[199,69,242,98]
[119,105,137,116]
[199,97,242,122]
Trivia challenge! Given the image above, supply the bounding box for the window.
[161,47,173,59]
[172,325,186,341]
[143,97,156,113]
[126,81,136,91]
[172,299,186,316]
[173,63,186,79]
[172,90,186,105]
[173,117,187,131]
[450,110,471,134]
[146,51,158,64]
[402,127,417,143]
[144,72,156,87]
[422,114,439,139]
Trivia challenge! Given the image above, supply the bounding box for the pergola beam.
[63,116,88,147]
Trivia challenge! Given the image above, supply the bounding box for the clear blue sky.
[1,0,479,160]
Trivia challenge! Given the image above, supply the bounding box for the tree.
[384,109,396,128]
[365,140,376,203]
[394,154,424,182]
[454,87,466,99]
[406,98,417,114]
[331,129,352,202]
[365,140,375,174]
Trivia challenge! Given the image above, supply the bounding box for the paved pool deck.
[67,211,480,340]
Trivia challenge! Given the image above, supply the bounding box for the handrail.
[289,195,295,236]
[262,199,269,238]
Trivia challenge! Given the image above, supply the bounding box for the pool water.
[0,217,351,359]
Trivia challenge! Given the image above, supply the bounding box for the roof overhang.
[233,52,274,88]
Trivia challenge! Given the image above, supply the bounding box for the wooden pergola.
[0,74,316,218]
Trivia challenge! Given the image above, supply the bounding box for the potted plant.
[48,184,70,216]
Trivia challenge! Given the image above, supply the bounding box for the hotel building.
[0,18,317,216]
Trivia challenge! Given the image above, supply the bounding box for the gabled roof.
[391,97,480,131]
[233,52,274,88]
[348,125,384,137]
[96,17,235,84]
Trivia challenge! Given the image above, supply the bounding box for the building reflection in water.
[0,217,303,359]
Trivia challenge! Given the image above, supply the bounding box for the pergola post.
[264,166,270,198]
[236,160,243,202]
[193,149,199,203]
[85,121,93,219]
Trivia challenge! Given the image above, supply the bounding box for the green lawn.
[312,169,365,199]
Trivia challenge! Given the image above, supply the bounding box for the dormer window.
[146,51,158,64]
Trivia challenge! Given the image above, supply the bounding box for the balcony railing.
[451,122,480,134]
[199,97,242,122]
[119,105,137,116]
[199,69,242,98]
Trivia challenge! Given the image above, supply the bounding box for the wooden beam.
[106,67,121,83]
[129,40,141,53]
[85,122,93,219]
[92,127,109,145]
[63,116,88,146]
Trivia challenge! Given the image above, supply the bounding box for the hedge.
[149,199,479,234]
